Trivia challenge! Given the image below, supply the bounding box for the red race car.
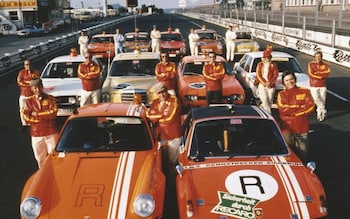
[20,103,166,219]
[176,104,328,219]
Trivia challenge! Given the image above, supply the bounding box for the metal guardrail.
[0,16,133,78]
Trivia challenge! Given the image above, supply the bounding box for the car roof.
[188,104,273,121]
[194,29,217,33]
[71,103,147,118]
[244,51,294,58]
[48,55,85,63]
[125,32,149,36]
[181,55,227,63]
[112,51,160,61]
[233,28,252,33]
[92,34,114,38]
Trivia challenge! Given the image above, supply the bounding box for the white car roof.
[244,51,294,59]
[48,55,86,63]
[112,52,160,61]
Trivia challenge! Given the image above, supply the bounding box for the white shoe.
[317,111,325,122]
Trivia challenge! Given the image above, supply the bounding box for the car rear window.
[161,33,183,41]
[189,118,288,158]
[91,37,114,43]
[56,116,152,152]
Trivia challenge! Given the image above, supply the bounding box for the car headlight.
[101,92,110,102]
[133,194,155,217]
[20,197,42,219]
[68,97,77,104]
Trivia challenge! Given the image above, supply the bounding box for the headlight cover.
[20,197,42,219]
[133,194,155,217]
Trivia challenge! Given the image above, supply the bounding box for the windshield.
[125,34,149,42]
[57,116,152,152]
[161,33,183,41]
[189,118,288,158]
[183,61,230,75]
[236,32,253,40]
[91,37,114,43]
[251,57,304,73]
[197,32,215,40]
[41,62,81,78]
[109,59,158,76]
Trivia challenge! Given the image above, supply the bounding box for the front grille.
[55,96,79,107]
[121,91,148,103]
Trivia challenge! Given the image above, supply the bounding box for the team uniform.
[78,60,101,106]
[308,59,330,121]
[202,61,225,105]
[17,68,40,127]
[146,93,182,166]
[277,86,315,163]
[255,59,279,113]
[23,92,58,168]
[155,61,177,96]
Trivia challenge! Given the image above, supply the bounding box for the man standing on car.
[78,52,101,106]
[146,83,182,168]
[17,59,40,132]
[155,52,177,96]
[255,48,279,114]
[277,71,315,164]
[150,25,161,53]
[308,51,330,121]
[202,53,225,105]
[225,24,236,62]
[113,28,124,55]
[78,30,89,57]
[188,28,200,56]
[23,79,59,168]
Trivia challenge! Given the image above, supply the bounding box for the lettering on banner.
[296,40,320,52]
[333,50,350,63]
[255,30,266,39]
[272,33,288,46]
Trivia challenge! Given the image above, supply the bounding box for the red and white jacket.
[308,61,330,87]
[17,69,40,96]
[78,61,101,91]
[23,93,58,137]
[202,62,225,91]
[255,61,279,87]
[155,61,177,91]
[146,95,182,140]
[277,86,315,134]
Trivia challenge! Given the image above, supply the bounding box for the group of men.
[255,47,330,163]
[18,23,331,168]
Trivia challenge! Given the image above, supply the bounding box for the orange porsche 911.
[20,103,165,219]
[176,104,328,219]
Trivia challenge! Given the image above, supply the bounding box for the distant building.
[0,0,69,34]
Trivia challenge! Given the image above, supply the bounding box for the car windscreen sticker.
[230,119,242,124]
[225,170,278,202]
[211,191,259,219]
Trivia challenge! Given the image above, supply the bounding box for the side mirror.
[176,165,183,178]
[306,161,316,174]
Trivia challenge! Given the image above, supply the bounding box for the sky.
[70,0,213,9]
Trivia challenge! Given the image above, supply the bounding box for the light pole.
[81,1,84,8]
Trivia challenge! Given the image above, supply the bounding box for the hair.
[281,70,297,85]
[314,50,323,58]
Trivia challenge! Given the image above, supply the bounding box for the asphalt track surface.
[0,14,349,218]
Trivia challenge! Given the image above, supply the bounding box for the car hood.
[160,41,185,48]
[179,74,244,96]
[42,78,82,97]
[178,156,326,218]
[102,77,158,92]
[22,151,163,218]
